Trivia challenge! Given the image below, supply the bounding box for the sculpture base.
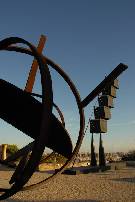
[56,165,111,175]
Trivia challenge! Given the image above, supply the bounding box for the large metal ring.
[0,42,85,195]
[4,45,85,191]
[0,37,53,200]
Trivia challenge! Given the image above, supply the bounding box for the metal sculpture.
[0,36,128,200]
[90,74,120,167]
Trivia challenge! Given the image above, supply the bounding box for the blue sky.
[0,0,134,153]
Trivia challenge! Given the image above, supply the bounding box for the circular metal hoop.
[0,37,53,200]
[0,41,85,198]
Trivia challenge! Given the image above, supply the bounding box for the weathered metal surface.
[90,119,107,133]
[102,85,117,98]
[25,35,46,92]
[98,95,114,108]
[94,106,111,120]
[111,79,119,89]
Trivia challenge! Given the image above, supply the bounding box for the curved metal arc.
[5,45,85,157]
[0,151,55,193]
[2,101,65,165]
[9,153,29,184]
[28,92,65,127]
[0,37,53,200]
[5,44,85,191]
[2,97,65,166]
[53,103,65,127]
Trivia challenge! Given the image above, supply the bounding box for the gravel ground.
[0,167,135,202]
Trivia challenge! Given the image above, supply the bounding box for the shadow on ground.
[112,177,135,183]
[0,165,14,171]
[6,199,100,202]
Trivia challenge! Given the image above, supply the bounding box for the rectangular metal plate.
[102,86,117,98]
[112,79,119,89]
[98,95,114,108]
[90,119,107,133]
[94,106,111,120]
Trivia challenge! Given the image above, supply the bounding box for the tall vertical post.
[99,133,106,167]
[2,144,7,160]
[90,134,97,166]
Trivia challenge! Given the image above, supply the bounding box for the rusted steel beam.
[81,63,128,108]
[25,35,46,92]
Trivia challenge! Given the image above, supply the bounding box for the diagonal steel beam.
[25,35,46,92]
[81,63,128,108]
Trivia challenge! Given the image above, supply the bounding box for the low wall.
[126,161,135,167]
[110,161,127,170]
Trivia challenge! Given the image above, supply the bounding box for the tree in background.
[7,144,19,155]
[41,152,67,164]
[122,150,135,161]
